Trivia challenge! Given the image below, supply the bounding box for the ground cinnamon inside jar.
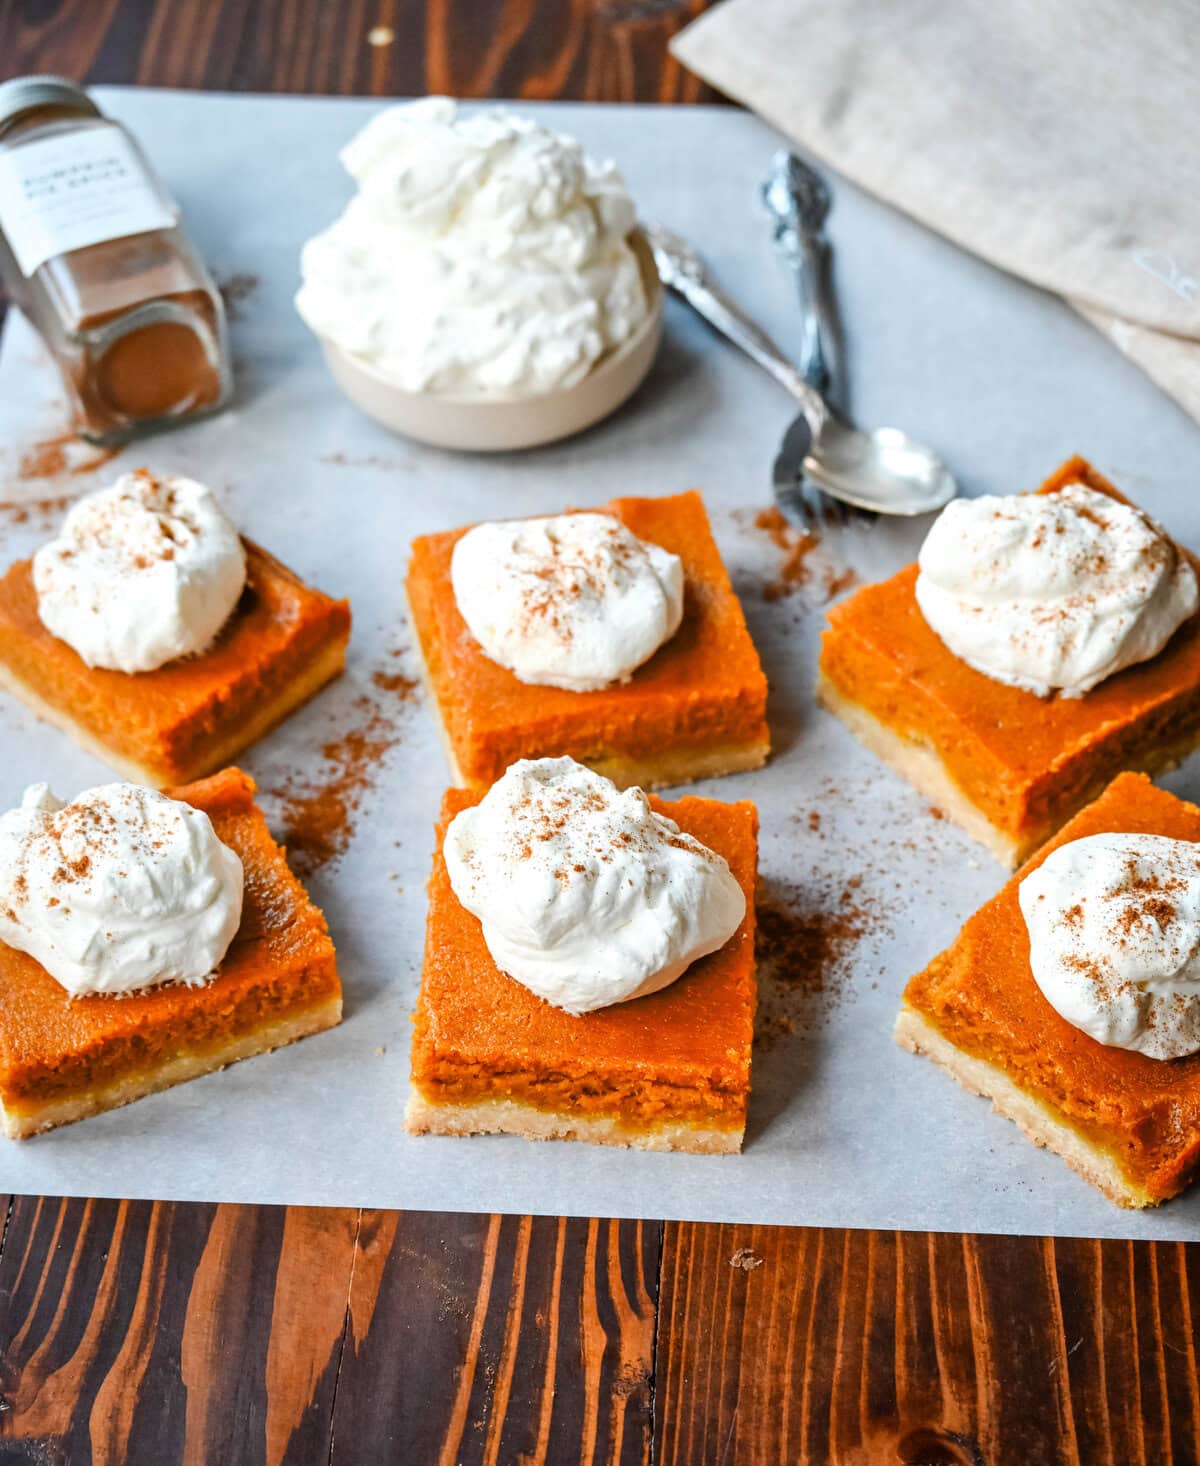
[80,300,224,423]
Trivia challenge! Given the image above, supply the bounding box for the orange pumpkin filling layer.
[903,773,1200,1203]
[0,767,342,1117]
[819,457,1200,846]
[410,787,758,1132]
[0,540,351,785]
[406,491,769,789]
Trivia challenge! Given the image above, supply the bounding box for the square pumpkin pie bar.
[819,456,1200,866]
[406,490,769,790]
[407,766,759,1153]
[0,767,342,1137]
[0,471,351,786]
[898,772,1200,1208]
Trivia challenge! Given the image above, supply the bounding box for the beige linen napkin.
[672,0,1200,422]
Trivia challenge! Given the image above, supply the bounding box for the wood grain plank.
[329,1210,660,1465]
[0,1196,358,1466]
[0,0,723,102]
[0,0,124,85]
[2,1197,1199,1463]
[656,1223,1200,1466]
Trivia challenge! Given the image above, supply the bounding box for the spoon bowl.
[805,419,957,516]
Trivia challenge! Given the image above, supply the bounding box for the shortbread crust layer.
[3,998,342,1140]
[404,1091,743,1154]
[894,1008,1153,1208]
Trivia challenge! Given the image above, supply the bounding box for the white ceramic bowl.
[315,230,663,453]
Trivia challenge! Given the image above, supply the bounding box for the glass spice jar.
[0,75,232,445]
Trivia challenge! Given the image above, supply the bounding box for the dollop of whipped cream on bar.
[295,96,649,395]
[915,484,1197,697]
[1019,832,1200,1060]
[451,512,684,691]
[443,757,745,1014]
[34,470,246,674]
[0,782,243,998]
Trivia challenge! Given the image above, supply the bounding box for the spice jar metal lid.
[0,76,99,138]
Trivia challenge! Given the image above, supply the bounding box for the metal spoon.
[646,224,957,517]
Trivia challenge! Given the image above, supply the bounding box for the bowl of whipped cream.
[296,97,662,452]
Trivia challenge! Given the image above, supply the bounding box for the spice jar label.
[0,128,177,277]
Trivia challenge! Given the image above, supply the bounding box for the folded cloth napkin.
[672,0,1200,423]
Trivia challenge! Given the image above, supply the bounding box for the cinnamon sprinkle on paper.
[268,653,421,877]
[273,710,394,877]
[824,565,858,599]
[735,505,858,603]
[217,272,260,321]
[753,874,880,1049]
[0,494,72,533]
[320,450,410,472]
[370,668,419,699]
[17,434,118,482]
[754,506,820,601]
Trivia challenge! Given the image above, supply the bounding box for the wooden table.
[2,4,1199,1462]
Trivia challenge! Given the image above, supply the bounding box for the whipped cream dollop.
[295,96,649,395]
[451,512,684,691]
[33,470,246,674]
[1020,832,1200,1060]
[915,484,1197,697]
[0,782,243,998]
[443,757,745,1014]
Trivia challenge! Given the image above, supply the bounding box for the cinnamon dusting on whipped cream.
[0,782,243,997]
[510,522,631,644]
[32,469,247,673]
[443,757,745,1014]
[450,513,684,692]
[916,484,1197,697]
[1020,832,1200,1059]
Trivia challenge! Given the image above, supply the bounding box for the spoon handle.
[791,232,834,394]
[761,152,845,412]
[646,226,830,431]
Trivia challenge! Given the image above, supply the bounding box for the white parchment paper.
[1,89,1199,1239]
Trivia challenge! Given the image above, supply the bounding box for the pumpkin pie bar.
[818,457,1200,866]
[407,786,758,1152]
[406,491,769,790]
[0,767,342,1138]
[0,540,351,787]
[897,772,1200,1207]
